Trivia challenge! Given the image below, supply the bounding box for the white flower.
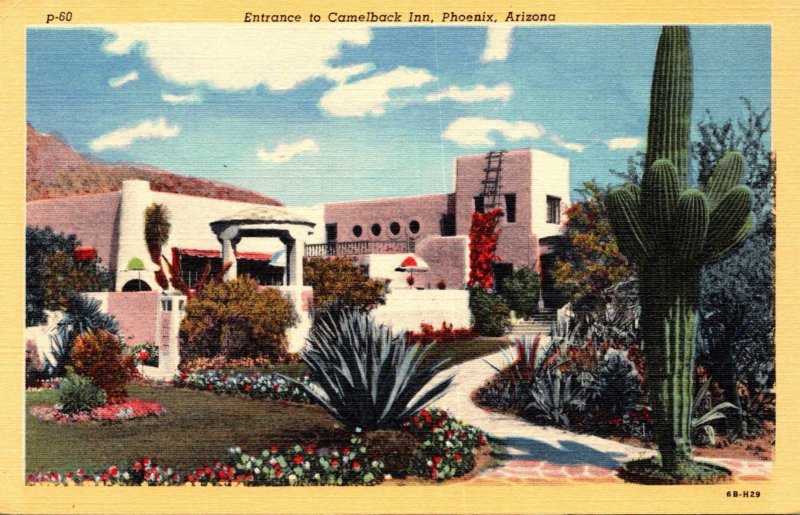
[235,447,241,453]
[372,461,379,468]
[269,457,277,465]
[303,462,311,469]
[426,460,433,467]
[384,474,393,480]
[355,427,362,433]
[288,474,298,484]
[122,472,130,480]
[253,467,260,475]
[446,441,453,448]
[313,473,321,480]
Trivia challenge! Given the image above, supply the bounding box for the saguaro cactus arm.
[641,158,681,237]
[704,151,745,209]
[606,187,652,264]
[671,189,710,262]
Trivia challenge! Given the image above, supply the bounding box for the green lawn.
[27,337,510,474]
[26,385,348,474]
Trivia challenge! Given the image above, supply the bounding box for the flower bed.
[406,323,477,346]
[27,408,488,485]
[30,399,165,424]
[173,370,312,403]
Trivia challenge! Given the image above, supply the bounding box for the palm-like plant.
[45,292,120,377]
[144,203,171,289]
[289,308,454,431]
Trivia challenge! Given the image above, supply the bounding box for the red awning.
[400,256,418,267]
[176,248,273,261]
[73,246,96,262]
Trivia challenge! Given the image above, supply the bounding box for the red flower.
[352,460,361,470]
[101,472,110,482]
[433,456,442,465]
[109,465,118,477]
[187,474,196,482]
[270,445,279,452]
[343,447,351,456]
[275,469,283,478]
[305,445,315,454]
[133,462,142,472]
[331,458,339,467]
[430,466,438,480]
[293,455,304,465]
[454,453,462,462]
[77,468,86,476]
[137,350,150,362]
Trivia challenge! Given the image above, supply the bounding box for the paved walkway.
[432,348,772,484]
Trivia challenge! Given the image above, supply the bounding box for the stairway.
[509,308,556,337]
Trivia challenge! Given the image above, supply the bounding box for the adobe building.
[26,147,570,359]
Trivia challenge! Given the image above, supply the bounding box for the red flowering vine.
[468,207,504,289]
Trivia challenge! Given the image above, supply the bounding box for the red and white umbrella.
[394,255,430,273]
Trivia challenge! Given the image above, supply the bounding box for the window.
[440,213,456,236]
[325,223,338,243]
[504,194,517,223]
[390,221,401,235]
[409,220,420,234]
[371,223,382,236]
[473,195,485,213]
[547,196,561,224]
[352,225,363,237]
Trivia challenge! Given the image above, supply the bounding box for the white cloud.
[443,117,545,147]
[481,27,513,62]
[108,70,138,88]
[319,66,435,117]
[90,118,180,152]
[101,24,372,91]
[606,137,643,150]
[426,83,512,103]
[257,139,319,163]
[161,91,202,104]
[550,135,585,153]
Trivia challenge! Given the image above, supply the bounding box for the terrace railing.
[305,239,416,258]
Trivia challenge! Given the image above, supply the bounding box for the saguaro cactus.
[606,26,754,477]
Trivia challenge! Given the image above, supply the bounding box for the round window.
[371,223,382,237]
[352,225,363,237]
[390,221,401,236]
[409,220,420,234]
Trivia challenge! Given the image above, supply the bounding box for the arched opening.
[122,279,152,292]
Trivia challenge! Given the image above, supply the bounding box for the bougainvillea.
[468,208,504,289]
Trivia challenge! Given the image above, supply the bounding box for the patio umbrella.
[395,255,429,286]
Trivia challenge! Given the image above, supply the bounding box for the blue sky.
[27,25,770,206]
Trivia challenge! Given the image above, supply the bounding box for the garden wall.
[371,289,470,333]
[85,291,161,346]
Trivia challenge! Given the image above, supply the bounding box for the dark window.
[440,213,456,236]
[409,220,420,234]
[390,221,401,235]
[122,279,151,292]
[474,195,485,213]
[352,225,363,237]
[504,194,517,223]
[371,223,382,236]
[547,196,561,224]
[325,223,338,243]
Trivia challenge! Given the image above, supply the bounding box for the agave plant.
[45,292,120,377]
[524,368,587,428]
[287,308,454,431]
[487,334,562,383]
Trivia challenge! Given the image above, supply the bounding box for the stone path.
[431,347,772,484]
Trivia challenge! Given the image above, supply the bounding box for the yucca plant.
[524,368,587,428]
[287,308,454,431]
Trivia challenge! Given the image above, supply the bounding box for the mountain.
[26,123,283,206]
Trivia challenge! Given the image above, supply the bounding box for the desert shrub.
[26,339,45,387]
[498,267,540,319]
[72,329,135,401]
[303,257,386,311]
[180,276,297,362]
[45,293,121,377]
[57,372,107,414]
[468,287,510,337]
[292,308,453,431]
[585,350,644,431]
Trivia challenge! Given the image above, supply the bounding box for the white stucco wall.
[371,289,471,333]
[115,180,318,290]
[530,150,571,239]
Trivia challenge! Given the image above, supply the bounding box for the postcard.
[1,1,797,513]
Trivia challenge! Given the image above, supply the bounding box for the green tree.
[26,226,112,326]
[695,100,774,439]
[553,181,635,313]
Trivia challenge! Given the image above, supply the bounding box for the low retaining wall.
[371,289,471,333]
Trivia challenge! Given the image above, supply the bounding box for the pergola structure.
[210,206,316,351]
